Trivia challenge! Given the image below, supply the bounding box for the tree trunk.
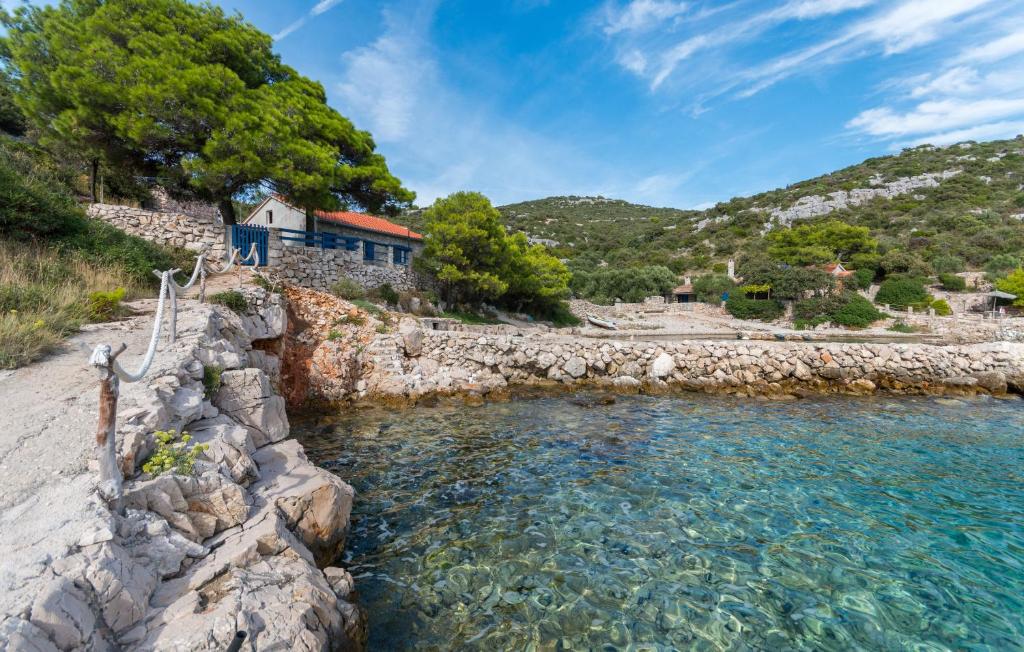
[90,158,99,203]
[218,199,236,226]
[305,208,315,247]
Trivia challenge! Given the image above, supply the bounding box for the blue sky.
[153,2,1024,207]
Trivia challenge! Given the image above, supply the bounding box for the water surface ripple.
[295,394,1024,651]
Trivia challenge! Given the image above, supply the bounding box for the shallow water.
[295,394,1024,651]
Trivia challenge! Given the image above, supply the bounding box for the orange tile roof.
[315,209,422,240]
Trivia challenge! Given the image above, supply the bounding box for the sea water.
[295,394,1024,650]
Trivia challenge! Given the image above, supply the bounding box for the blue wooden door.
[231,224,268,266]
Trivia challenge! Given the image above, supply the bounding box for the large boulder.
[251,441,354,567]
[649,352,675,379]
[215,368,289,446]
[398,318,424,357]
[123,472,250,542]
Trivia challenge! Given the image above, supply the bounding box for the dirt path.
[0,301,170,617]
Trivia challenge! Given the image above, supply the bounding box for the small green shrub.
[852,268,875,290]
[874,277,929,310]
[327,329,345,340]
[87,287,127,320]
[725,296,784,321]
[794,315,829,330]
[335,313,366,327]
[351,299,385,317]
[888,321,916,333]
[830,294,884,328]
[331,278,366,300]
[142,430,208,476]
[931,254,965,274]
[375,323,390,334]
[938,274,966,291]
[546,301,582,328]
[375,283,400,306]
[209,290,248,313]
[931,299,952,316]
[202,365,222,399]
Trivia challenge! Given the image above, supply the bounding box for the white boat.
[587,314,618,330]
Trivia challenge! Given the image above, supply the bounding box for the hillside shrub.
[830,294,884,327]
[938,274,966,291]
[986,254,1021,279]
[931,299,952,316]
[725,296,783,321]
[995,268,1024,306]
[331,278,366,300]
[571,265,677,304]
[203,365,222,399]
[874,277,929,309]
[372,282,400,306]
[852,267,875,290]
[931,254,965,274]
[209,290,248,313]
[692,274,735,303]
[142,431,207,477]
[86,287,127,320]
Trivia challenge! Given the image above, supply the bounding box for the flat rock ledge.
[352,329,1024,404]
[1,289,364,651]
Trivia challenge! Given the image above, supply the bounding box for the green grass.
[0,242,148,368]
[208,290,248,313]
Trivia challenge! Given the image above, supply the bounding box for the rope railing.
[88,244,259,511]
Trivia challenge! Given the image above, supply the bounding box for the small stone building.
[244,195,423,267]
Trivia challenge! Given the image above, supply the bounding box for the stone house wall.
[265,229,416,292]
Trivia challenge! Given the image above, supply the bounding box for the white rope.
[168,252,205,291]
[111,271,170,383]
[212,247,241,274]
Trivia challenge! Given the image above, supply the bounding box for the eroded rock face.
[123,472,251,542]
[215,368,289,446]
[251,440,355,567]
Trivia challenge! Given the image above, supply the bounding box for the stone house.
[244,195,423,268]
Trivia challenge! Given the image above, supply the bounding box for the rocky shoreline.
[2,290,365,651]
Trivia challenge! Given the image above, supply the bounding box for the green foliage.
[888,321,916,333]
[334,312,366,327]
[571,265,676,304]
[692,274,735,303]
[209,290,248,313]
[879,249,932,278]
[375,323,390,334]
[765,220,877,266]
[0,69,26,136]
[793,294,847,321]
[142,431,208,477]
[330,278,366,300]
[327,329,344,340]
[986,254,1021,278]
[830,294,884,327]
[419,192,571,316]
[202,365,222,400]
[995,268,1024,306]
[853,267,875,290]
[725,296,784,321]
[931,254,965,274]
[736,258,834,299]
[0,138,89,239]
[875,276,929,309]
[2,0,413,216]
[939,274,966,291]
[86,287,126,321]
[251,274,282,294]
[351,299,385,317]
[374,283,400,306]
[740,283,771,295]
[930,299,952,316]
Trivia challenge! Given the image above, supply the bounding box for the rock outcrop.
[0,289,363,651]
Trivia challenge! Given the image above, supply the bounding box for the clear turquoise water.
[295,394,1024,651]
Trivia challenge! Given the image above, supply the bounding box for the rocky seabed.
[362,329,1024,401]
[1,290,364,651]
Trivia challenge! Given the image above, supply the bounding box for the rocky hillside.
[482,136,1024,273]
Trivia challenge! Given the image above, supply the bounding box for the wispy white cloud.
[957,27,1024,63]
[602,1,689,36]
[274,0,345,41]
[849,97,1024,138]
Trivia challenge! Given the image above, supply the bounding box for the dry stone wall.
[359,330,1024,400]
[87,202,228,260]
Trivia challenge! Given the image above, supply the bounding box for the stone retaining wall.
[361,330,1024,400]
[86,202,229,261]
[2,293,365,651]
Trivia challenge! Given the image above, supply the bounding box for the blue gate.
[231,224,268,266]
